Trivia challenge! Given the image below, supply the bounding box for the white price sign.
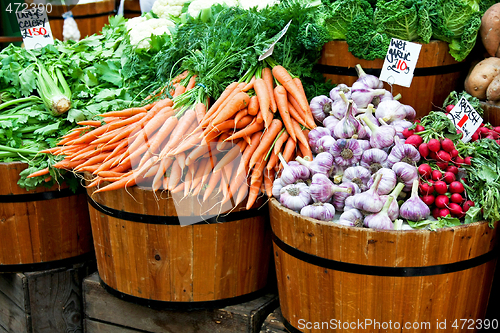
[16,8,54,50]
[379,38,421,88]
[447,97,483,143]
[259,20,292,61]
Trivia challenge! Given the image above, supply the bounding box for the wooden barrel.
[86,185,272,309]
[317,40,468,119]
[123,0,142,18]
[46,0,116,40]
[269,198,499,333]
[0,162,93,272]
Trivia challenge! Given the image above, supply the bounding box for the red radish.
[454,156,464,166]
[486,134,496,140]
[432,207,441,219]
[415,124,425,132]
[450,149,459,158]
[471,132,479,141]
[450,193,464,203]
[436,161,449,170]
[463,200,475,212]
[489,131,499,139]
[445,165,458,175]
[431,169,442,181]
[434,181,448,194]
[419,143,429,158]
[445,104,455,112]
[479,127,490,137]
[496,139,500,145]
[448,203,464,217]
[457,129,463,139]
[438,208,451,218]
[418,164,432,178]
[429,151,438,160]
[461,178,468,185]
[449,181,464,193]
[440,138,455,152]
[494,126,500,133]
[464,156,472,165]
[436,150,451,162]
[402,128,414,138]
[435,194,449,208]
[405,134,423,148]
[421,195,435,205]
[427,138,441,152]
[419,181,434,195]
[443,171,456,183]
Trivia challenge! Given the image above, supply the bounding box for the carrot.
[68,145,99,161]
[264,168,275,197]
[274,85,296,142]
[39,147,64,154]
[185,75,197,91]
[234,108,248,125]
[262,67,277,113]
[92,173,137,193]
[219,160,235,199]
[272,65,308,113]
[171,182,185,194]
[160,109,197,158]
[99,107,147,118]
[211,92,250,126]
[235,131,263,176]
[148,116,178,155]
[293,77,316,128]
[213,141,245,173]
[103,139,129,163]
[78,165,102,173]
[75,151,116,170]
[241,75,256,92]
[167,129,202,156]
[195,102,206,124]
[273,130,289,155]
[85,177,103,189]
[287,100,308,128]
[222,165,247,205]
[224,120,264,141]
[53,159,86,170]
[190,157,209,193]
[127,107,174,153]
[143,162,161,179]
[266,150,279,171]
[235,182,249,207]
[173,84,186,97]
[167,159,182,191]
[281,136,296,164]
[246,159,266,210]
[291,118,309,149]
[298,141,313,161]
[97,170,129,178]
[253,78,273,128]
[27,167,50,178]
[247,96,259,117]
[171,70,189,85]
[201,82,239,126]
[185,139,214,166]
[152,157,174,192]
[202,170,221,202]
[77,120,102,127]
[248,119,282,170]
[183,164,194,196]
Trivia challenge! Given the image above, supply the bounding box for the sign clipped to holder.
[15,7,54,50]
[447,97,483,143]
[379,38,422,88]
[258,20,292,61]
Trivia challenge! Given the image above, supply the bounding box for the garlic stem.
[393,93,402,101]
[390,182,405,200]
[339,91,349,104]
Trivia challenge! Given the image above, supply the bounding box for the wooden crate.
[0,260,96,333]
[84,272,279,333]
[260,308,287,333]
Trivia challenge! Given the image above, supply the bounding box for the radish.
[450,149,459,158]
[402,128,414,138]
[454,156,464,166]
[443,171,456,184]
[435,194,449,208]
[421,194,435,205]
[463,200,475,212]
[438,208,451,218]
[419,181,434,195]
[427,138,441,152]
[405,134,423,148]
[445,104,455,112]
[448,203,464,217]
[436,150,451,162]
[450,193,464,203]
[436,161,449,170]
[418,143,429,158]
[431,169,442,181]
[464,156,472,165]
[494,126,500,133]
[415,124,425,132]
[434,181,448,194]
[418,164,432,178]
[457,129,463,139]
[445,165,459,175]
[440,138,455,152]
[471,132,479,141]
[449,181,464,193]
[432,207,441,219]
[479,127,490,137]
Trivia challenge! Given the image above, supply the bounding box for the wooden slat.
[0,273,29,312]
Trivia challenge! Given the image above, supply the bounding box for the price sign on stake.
[379,38,421,88]
[447,97,483,143]
[16,8,54,50]
[259,20,292,61]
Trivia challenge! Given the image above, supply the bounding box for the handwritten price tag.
[16,7,54,50]
[447,97,483,143]
[379,38,421,88]
[259,20,292,61]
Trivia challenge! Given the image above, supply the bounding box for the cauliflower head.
[152,0,190,19]
[128,18,175,49]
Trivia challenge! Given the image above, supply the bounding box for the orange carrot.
[211,92,250,126]
[213,141,245,173]
[92,173,137,193]
[281,136,296,164]
[75,151,116,170]
[293,77,316,128]
[234,108,248,125]
[185,75,197,91]
[264,168,275,197]
[159,109,197,158]
[97,170,129,178]
[262,67,277,113]
[241,75,256,92]
[201,82,239,126]
[246,159,266,210]
[194,102,206,124]
[99,107,148,118]
[248,119,282,170]
[52,159,86,170]
[202,170,221,202]
[266,150,279,171]
[298,141,313,161]
[224,120,264,141]
[291,118,309,149]
[77,120,102,127]
[167,159,182,191]
[287,100,308,128]
[168,129,202,156]
[152,157,174,192]
[272,65,308,113]
[253,78,272,128]
[173,85,186,97]
[171,70,189,85]
[236,131,262,176]
[273,130,290,155]
[27,167,50,178]
[247,95,259,116]
[274,85,296,142]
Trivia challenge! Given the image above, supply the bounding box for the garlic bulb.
[399,179,431,221]
[360,148,388,174]
[381,182,405,220]
[279,183,311,212]
[309,173,352,203]
[386,138,421,168]
[310,95,334,123]
[349,173,384,213]
[300,202,336,221]
[367,167,397,195]
[329,83,351,101]
[375,100,407,124]
[363,196,395,230]
[338,208,364,227]
[355,64,382,89]
[332,181,360,211]
[315,135,337,154]
[343,166,371,191]
[296,152,334,176]
[280,160,311,186]
[272,178,284,199]
[360,115,396,149]
[392,162,419,192]
[323,116,340,137]
[308,127,332,153]
[328,138,363,167]
[333,100,365,139]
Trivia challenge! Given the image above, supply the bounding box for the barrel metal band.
[0,251,95,273]
[48,10,117,20]
[87,195,266,225]
[314,63,464,77]
[0,186,85,203]
[99,277,268,311]
[273,233,498,277]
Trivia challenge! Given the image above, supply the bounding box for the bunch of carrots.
[29,61,316,210]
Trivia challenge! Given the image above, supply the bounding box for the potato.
[464,57,500,100]
[487,74,500,101]
[480,3,500,57]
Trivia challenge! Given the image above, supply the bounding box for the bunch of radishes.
[417,163,474,219]
[470,124,500,143]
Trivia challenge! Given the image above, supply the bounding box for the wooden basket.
[0,162,93,272]
[86,185,272,309]
[317,40,468,119]
[269,198,498,332]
